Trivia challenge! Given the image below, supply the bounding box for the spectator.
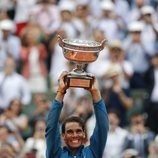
[20,119,46,158]
[29,0,60,35]
[123,21,150,89]
[0,99,29,137]
[86,108,129,158]
[0,56,31,112]
[14,0,38,36]
[19,17,45,43]
[111,0,130,25]
[123,111,155,158]
[58,0,79,39]
[27,93,50,125]
[73,1,94,39]
[0,124,24,154]
[101,40,133,126]
[144,53,158,134]
[102,69,133,126]
[97,1,125,41]
[0,19,21,68]
[87,0,101,18]
[102,40,134,90]
[140,5,157,56]
[129,0,148,22]
[20,26,48,93]
[0,0,16,20]
[103,109,129,158]
[0,0,15,13]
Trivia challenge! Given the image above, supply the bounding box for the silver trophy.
[58,35,107,88]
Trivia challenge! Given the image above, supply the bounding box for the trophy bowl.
[58,35,107,88]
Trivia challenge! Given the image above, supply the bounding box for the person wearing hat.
[97,0,125,41]
[123,21,151,89]
[74,0,94,39]
[57,0,80,39]
[110,0,130,25]
[105,40,134,89]
[128,0,146,22]
[101,40,133,127]
[140,5,157,57]
[29,0,60,34]
[0,19,21,66]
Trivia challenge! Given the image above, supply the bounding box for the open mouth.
[71,140,79,143]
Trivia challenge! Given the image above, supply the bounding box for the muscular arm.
[46,71,68,158]
[89,99,109,158]
[45,100,63,158]
[88,77,109,158]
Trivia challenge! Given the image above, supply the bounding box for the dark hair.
[8,99,22,115]
[108,108,121,119]
[61,116,85,134]
[32,119,46,135]
[0,124,9,130]
[130,109,144,118]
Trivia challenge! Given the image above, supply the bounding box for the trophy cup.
[58,35,107,88]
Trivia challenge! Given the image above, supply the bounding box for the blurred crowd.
[0,0,158,158]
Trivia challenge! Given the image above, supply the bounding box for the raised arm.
[87,75,109,158]
[45,71,68,158]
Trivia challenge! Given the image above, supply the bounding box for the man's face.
[108,113,119,129]
[143,14,152,23]
[4,58,15,75]
[131,32,141,42]
[136,0,144,7]
[62,122,85,149]
[110,48,123,61]
[0,127,9,142]
[131,115,144,126]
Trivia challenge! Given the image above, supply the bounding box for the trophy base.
[65,74,93,88]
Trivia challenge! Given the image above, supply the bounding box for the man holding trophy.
[45,36,109,158]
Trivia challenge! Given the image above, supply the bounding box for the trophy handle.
[100,39,108,50]
[57,35,64,48]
